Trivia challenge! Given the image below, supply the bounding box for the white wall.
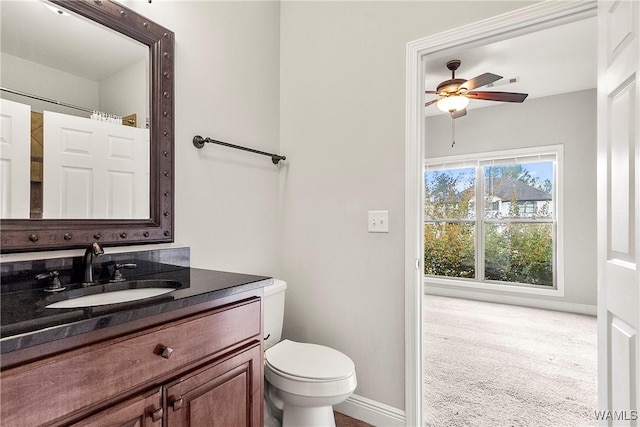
[279,0,537,413]
[123,1,282,276]
[0,53,98,117]
[99,59,148,126]
[425,90,597,311]
[2,51,147,123]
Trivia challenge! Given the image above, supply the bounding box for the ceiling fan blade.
[451,108,467,119]
[425,98,439,107]
[467,91,528,103]
[425,90,439,94]
[460,73,502,91]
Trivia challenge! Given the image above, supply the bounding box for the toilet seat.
[264,340,357,397]
[266,340,355,381]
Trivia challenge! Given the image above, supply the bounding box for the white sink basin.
[43,280,182,309]
[46,288,175,309]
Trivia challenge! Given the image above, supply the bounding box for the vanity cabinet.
[0,295,263,426]
[165,342,262,426]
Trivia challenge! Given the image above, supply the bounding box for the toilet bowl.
[263,280,357,427]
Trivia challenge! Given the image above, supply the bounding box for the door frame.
[403,2,598,425]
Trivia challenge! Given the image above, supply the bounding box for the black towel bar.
[193,135,286,165]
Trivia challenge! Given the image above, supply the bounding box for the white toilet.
[263,279,357,427]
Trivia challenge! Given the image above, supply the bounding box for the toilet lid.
[265,340,355,381]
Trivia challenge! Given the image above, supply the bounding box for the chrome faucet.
[82,242,105,285]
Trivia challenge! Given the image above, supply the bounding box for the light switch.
[368,210,389,233]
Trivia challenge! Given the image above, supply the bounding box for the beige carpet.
[423,295,597,427]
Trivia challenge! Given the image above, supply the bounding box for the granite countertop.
[0,266,272,354]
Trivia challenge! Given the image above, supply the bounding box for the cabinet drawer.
[0,297,261,426]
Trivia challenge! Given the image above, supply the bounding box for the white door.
[597,1,640,425]
[43,111,149,219]
[0,99,31,218]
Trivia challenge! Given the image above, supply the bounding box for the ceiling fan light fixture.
[437,95,469,113]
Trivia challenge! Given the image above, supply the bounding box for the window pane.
[483,161,553,219]
[484,222,553,286]
[424,222,475,278]
[424,167,475,220]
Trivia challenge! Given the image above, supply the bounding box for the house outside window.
[424,146,563,294]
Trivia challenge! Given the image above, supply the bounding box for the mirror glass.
[1,1,150,220]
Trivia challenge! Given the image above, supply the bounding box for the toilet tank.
[263,279,287,350]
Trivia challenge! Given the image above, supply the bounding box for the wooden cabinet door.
[70,388,163,427]
[165,342,263,427]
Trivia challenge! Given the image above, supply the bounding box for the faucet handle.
[110,263,137,283]
[36,271,66,293]
[35,271,56,281]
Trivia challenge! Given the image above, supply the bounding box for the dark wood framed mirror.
[1,0,174,253]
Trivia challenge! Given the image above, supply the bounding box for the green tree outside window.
[424,159,555,288]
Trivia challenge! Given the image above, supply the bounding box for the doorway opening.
[403,2,599,425]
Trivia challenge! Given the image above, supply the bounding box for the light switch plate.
[368,210,389,233]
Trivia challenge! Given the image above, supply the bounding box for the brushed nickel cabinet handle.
[160,346,174,359]
[172,398,184,411]
[150,407,163,422]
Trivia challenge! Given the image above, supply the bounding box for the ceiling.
[1,2,596,109]
[424,16,597,117]
[1,0,147,82]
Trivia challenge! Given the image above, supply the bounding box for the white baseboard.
[335,394,405,427]
[425,286,597,316]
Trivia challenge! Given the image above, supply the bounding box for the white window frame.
[424,145,564,297]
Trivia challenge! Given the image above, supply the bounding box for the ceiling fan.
[425,59,528,119]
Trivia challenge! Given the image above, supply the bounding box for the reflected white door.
[597,1,640,424]
[0,99,30,218]
[43,111,149,219]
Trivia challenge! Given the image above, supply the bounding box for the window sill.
[424,276,564,297]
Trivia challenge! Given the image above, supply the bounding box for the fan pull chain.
[451,116,456,148]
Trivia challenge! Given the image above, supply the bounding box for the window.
[424,146,562,291]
